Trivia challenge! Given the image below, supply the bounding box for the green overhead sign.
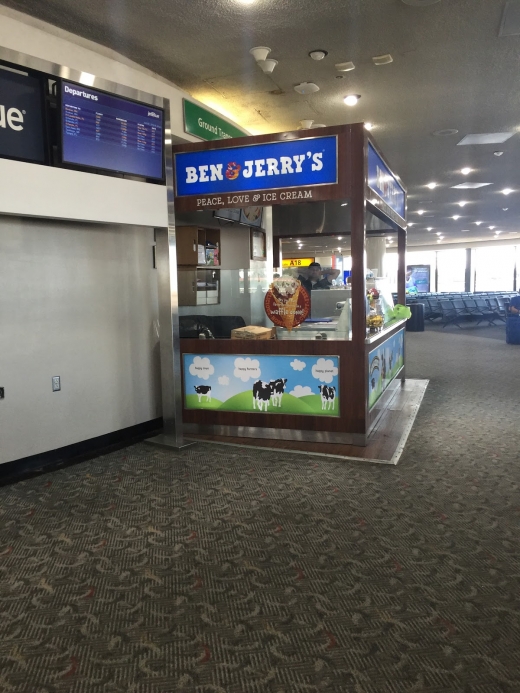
[183,99,247,141]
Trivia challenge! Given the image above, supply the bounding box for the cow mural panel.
[183,355,339,416]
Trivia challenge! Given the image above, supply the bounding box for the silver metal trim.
[0,45,185,448]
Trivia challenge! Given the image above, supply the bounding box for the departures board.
[61,81,164,180]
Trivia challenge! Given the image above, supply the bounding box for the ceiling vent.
[457,132,514,145]
[401,0,441,5]
[499,0,520,36]
[372,54,393,65]
[294,82,320,94]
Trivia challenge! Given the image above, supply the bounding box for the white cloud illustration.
[290,359,306,371]
[189,356,214,381]
[218,375,230,386]
[311,358,338,384]
[290,385,313,398]
[234,357,261,383]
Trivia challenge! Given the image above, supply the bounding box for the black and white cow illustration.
[269,378,287,407]
[318,385,336,411]
[252,380,274,412]
[194,385,212,403]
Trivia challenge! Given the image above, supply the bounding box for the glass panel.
[474,245,516,292]
[436,248,466,293]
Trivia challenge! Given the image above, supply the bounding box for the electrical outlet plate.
[52,376,61,392]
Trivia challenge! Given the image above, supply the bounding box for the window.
[473,245,516,292]
[436,249,466,293]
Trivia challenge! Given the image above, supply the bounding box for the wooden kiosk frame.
[172,123,408,449]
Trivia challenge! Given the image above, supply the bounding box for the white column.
[366,237,386,277]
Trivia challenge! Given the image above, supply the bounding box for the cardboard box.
[231,325,275,340]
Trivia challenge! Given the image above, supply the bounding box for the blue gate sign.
[175,135,338,197]
[367,143,405,219]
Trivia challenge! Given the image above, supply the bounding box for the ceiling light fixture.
[335,61,355,72]
[452,215,460,220]
[365,122,374,131]
[239,0,257,4]
[502,188,513,195]
[489,226,495,230]
[426,227,433,231]
[494,151,504,156]
[417,209,425,215]
[407,222,414,226]
[432,129,459,137]
[475,221,483,225]
[258,59,278,73]
[436,232,441,236]
[461,167,472,175]
[344,94,360,106]
[338,236,343,240]
[249,46,271,62]
[458,201,468,207]
[372,54,393,65]
[426,182,437,189]
[294,82,320,94]
[452,182,491,189]
[309,50,328,60]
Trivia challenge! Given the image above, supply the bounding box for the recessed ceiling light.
[502,188,513,195]
[461,167,472,175]
[436,232,441,236]
[452,182,491,189]
[495,231,502,235]
[344,94,360,106]
[407,222,414,227]
[340,202,348,206]
[309,50,328,60]
[494,151,504,156]
[452,215,460,220]
[338,236,343,240]
[461,229,469,232]
[426,182,437,189]
[458,201,468,207]
[489,226,495,230]
[458,132,514,145]
[417,210,425,215]
[439,235,444,239]
[426,227,433,231]
[503,207,509,211]
[364,122,374,131]
[432,129,459,137]
[475,221,483,225]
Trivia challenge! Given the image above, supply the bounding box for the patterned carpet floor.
[1,324,519,692]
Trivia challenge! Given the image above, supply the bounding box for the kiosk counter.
[172,124,408,448]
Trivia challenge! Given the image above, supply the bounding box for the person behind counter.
[291,262,340,293]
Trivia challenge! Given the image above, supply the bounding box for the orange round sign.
[264,278,310,331]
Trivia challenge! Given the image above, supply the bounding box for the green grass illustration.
[298,394,339,416]
[219,391,315,414]
[185,394,223,410]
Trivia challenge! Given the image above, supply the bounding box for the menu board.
[61,81,164,180]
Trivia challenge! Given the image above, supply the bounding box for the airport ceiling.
[4,0,520,247]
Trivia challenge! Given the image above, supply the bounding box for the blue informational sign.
[61,81,164,180]
[368,329,405,409]
[183,353,340,417]
[175,135,338,197]
[367,143,405,219]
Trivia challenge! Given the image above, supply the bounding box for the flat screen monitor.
[60,80,164,180]
[406,264,430,293]
[213,208,241,223]
[240,206,263,228]
[0,65,46,164]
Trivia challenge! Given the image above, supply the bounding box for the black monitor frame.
[58,77,166,183]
